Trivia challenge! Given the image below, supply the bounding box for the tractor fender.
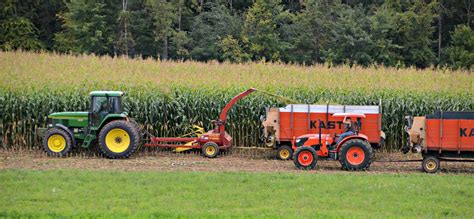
[335,135,368,152]
[53,124,76,147]
[96,113,127,131]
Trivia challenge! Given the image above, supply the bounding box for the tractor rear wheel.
[422,156,440,173]
[43,128,73,157]
[277,145,292,160]
[99,120,140,159]
[202,142,219,158]
[293,146,318,170]
[129,118,143,149]
[338,139,373,171]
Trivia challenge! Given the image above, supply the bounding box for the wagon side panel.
[459,120,474,151]
[426,118,474,152]
[425,119,441,150]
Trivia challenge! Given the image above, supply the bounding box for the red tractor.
[293,113,374,170]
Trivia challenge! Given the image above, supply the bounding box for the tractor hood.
[48,112,89,119]
[298,133,332,139]
[48,112,89,128]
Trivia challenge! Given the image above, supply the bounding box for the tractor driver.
[99,100,111,117]
[336,117,356,145]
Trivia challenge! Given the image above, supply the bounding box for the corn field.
[1,51,473,151]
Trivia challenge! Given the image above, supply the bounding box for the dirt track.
[1,148,474,174]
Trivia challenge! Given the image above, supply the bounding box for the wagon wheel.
[277,145,292,160]
[422,156,440,173]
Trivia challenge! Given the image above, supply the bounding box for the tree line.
[0,0,473,69]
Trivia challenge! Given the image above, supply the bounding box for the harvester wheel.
[277,145,292,160]
[293,146,318,170]
[422,156,440,173]
[43,128,73,157]
[338,139,373,171]
[99,120,140,159]
[202,142,219,158]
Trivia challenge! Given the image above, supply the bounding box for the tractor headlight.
[295,137,308,147]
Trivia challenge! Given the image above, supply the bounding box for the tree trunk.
[124,0,128,56]
[163,35,168,60]
[467,0,471,25]
[178,0,182,31]
[438,13,442,62]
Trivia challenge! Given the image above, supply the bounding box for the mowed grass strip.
[0,169,473,217]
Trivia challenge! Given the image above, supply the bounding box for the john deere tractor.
[38,91,140,158]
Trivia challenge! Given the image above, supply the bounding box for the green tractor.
[38,91,140,158]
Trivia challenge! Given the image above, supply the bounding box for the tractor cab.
[293,113,374,170]
[89,91,125,127]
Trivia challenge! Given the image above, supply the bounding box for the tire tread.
[98,120,140,159]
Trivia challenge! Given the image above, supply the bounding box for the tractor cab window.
[109,96,123,113]
[91,96,124,126]
[91,96,109,126]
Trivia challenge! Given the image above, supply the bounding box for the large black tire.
[98,120,140,159]
[338,139,373,171]
[293,146,318,170]
[129,118,142,133]
[42,128,73,157]
[202,142,219,158]
[422,156,440,173]
[128,118,143,150]
[277,145,293,160]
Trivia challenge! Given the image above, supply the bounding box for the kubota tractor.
[293,113,374,170]
[37,91,141,159]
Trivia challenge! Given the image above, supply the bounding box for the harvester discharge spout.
[216,88,257,133]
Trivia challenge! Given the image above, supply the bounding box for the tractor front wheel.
[43,128,73,157]
[277,145,292,160]
[99,120,140,159]
[202,142,219,158]
[338,139,373,171]
[293,146,318,170]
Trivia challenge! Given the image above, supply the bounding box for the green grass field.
[1,169,473,218]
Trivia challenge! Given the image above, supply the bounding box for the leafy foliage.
[443,25,474,70]
[190,3,242,61]
[241,0,290,61]
[54,0,118,55]
[0,16,43,51]
[1,0,472,69]
[0,1,43,51]
[218,35,249,63]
